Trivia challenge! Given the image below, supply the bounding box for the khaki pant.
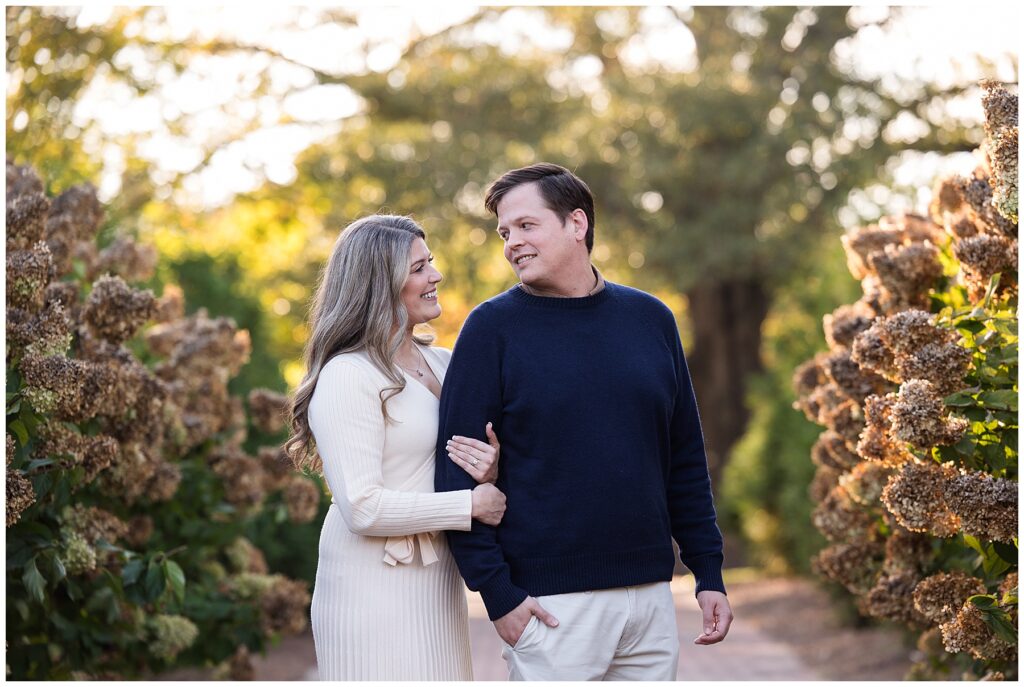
[500,581,679,681]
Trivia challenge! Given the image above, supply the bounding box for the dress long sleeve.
[309,358,472,537]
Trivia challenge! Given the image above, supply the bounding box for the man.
[435,163,732,680]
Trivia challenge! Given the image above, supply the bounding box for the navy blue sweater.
[435,281,725,621]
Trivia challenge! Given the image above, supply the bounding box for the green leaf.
[992,541,1018,564]
[121,558,144,586]
[22,557,46,604]
[943,390,977,407]
[982,608,1018,644]
[9,419,28,446]
[144,560,165,601]
[164,560,186,604]
[978,389,1018,412]
[963,534,986,556]
[49,554,66,586]
[969,594,997,609]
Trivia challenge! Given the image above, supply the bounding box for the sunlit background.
[5,7,1019,675]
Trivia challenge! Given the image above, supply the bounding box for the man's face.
[495,182,585,288]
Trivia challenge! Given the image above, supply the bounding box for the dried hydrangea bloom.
[146,460,183,502]
[125,515,154,549]
[857,393,915,465]
[258,446,294,491]
[946,214,981,240]
[864,571,931,627]
[867,241,944,311]
[209,446,267,510]
[150,614,199,661]
[940,603,1017,662]
[230,572,279,599]
[6,160,45,201]
[19,353,118,421]
[225,536,269,574]
[912,570,986,624]
[876,308,960,358]
[823,302,877,349]
[841,224,907,280]
[879,213,947,244]
[284,476,320,523]
[792,353,830,397]
[7,242,53,312]
[7,301,73,358]
[896,340,973,396]
[160,310,252,379]
[881,459,962,536]
[61,504,128,545]
[6,190,50,250]
[793,380,844,424]
[916,626,946,657]
[851,323,898,381]
[83,274,157,345]
[883,527,934,575]
[980,80,1018,224]
[822,348,891,404]
[998,572,1017,599]
[44,183,104,245]
[62,529,98,574]
[891,379,970,450]
[820,430,863,470]
[943,471,1018,544]
[154,284,185,324]
[812,484,876,542]
[824,399,866,450]
[809,464,842,503]
[6,470,35,526]
[839,460,894,506]
[954,234,1019,302]
[212,646,255,682]
[248,389,289,435]
[92,236,159,283]
[6,433,15,465]
[952,171,1017,239]
[929,177,964,222]
[103,444,160,504]
[811,540,885,594]
[258,576,311,636]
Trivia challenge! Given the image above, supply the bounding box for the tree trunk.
[684,277,771,494]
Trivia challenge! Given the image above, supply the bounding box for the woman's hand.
[447,422,500,484]
[471,483,506,526]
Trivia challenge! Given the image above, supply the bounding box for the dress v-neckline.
[400,344,442,401]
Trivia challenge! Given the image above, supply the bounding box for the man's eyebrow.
[496,215,537,232]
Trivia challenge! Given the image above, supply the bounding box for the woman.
[285,214,502,680]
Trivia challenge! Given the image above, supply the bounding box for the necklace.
[398,346,426,378]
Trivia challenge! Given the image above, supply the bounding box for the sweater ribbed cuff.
[478,570,529,621]
[684,552,726,596]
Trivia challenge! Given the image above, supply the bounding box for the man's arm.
[435,306,529,620]
[665,320,727,597]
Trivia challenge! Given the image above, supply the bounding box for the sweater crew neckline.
[509,281,614,309]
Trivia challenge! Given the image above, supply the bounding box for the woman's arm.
[309,358,473,537]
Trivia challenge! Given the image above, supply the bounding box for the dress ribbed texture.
[308,345,474,681]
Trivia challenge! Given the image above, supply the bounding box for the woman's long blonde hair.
[285,214,434,472]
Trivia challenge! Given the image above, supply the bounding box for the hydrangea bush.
[793,81,1018,680]
[6,160,320,679]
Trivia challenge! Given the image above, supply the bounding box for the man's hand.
[693,590,732,645]
[493,596,559,646]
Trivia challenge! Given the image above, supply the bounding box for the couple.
[287,163,733,681]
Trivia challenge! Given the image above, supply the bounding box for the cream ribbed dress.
[308,345,475,681]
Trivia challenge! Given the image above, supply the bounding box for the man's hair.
[484,162,596,252]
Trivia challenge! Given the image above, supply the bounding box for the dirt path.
[159,571,916,681]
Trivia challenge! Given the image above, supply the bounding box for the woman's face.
[400,237,443,326]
